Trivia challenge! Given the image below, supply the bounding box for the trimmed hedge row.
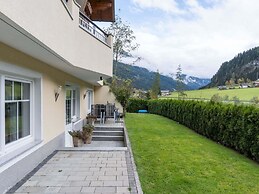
[148,99,259,162]
[127,98,148,113]
[127,99,259,162]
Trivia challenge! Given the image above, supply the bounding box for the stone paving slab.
[7,151,134,194]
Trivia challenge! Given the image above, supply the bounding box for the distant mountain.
[183,75,211,90]
[207,47,259,87]
[114,62,210,91]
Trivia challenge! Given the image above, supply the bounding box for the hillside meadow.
[166,87,259,101]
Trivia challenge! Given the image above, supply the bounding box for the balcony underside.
[88,0,115,22]
[77,0,115,22]
[0,13,110,85]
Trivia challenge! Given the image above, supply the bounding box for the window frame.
[0,62,42,165]
[2,76,34,152]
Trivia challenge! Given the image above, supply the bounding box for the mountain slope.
[208,47,259,87]
[114,62,210,90]
[183,75,211,89]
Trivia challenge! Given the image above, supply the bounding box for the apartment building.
[0,0,114,192]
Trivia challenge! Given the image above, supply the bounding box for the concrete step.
[94,127,124,131]
[93,131,124,136]
[92,135,124,141]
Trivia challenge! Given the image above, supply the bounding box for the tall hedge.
[127,98,148,113]
[148,99,259,162]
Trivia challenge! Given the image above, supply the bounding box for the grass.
[166,87,259,101]
[125,113,259,194]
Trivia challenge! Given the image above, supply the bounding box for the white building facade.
[0,0,115,192]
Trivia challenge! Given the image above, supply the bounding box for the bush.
[250,96,259,105]
[148,99,259,162]
[222,94,229,101]
[127,98,148,113]
[232,96,240,105]
[210,93,222,102]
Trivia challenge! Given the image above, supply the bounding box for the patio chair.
[106,103,121,123]
[91,104,106,124]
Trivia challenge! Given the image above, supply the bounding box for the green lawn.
[166,87,259,101]
[125,113,259,194]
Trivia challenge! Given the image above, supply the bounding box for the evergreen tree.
[238,77,245,84]
[175,64,186,99]
[150,70,161,99]
[246,78,252,84]
[225,80,230,86]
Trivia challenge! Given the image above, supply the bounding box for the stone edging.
[124,124,143,194]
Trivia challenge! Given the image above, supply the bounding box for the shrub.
[222,95,229,101]
[127,98,148,113]
[250,96,259,105]
[148,99,259,162]
[232,96,240,105]
[210,93,222,103]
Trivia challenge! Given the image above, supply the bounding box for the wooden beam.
[91,3,112,11]
[87,0,115,22]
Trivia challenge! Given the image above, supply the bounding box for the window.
[0,63,42,165]
[5,79,31,144]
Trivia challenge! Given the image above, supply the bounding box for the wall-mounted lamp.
[55,85,62,102]
[97,76,104,86]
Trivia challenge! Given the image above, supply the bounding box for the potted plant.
[68,130,82,147]
[86,114,97,125]
[82,124,94,144]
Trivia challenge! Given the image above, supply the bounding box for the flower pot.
[86,135,92,144]
[82,139,87,144]
[86,114,97,125]
[82,124,94,144]
[72,136,81,147]
[82,132,90,144]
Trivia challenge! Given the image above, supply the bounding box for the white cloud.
[132,0,185,15]
[128,0,259,78]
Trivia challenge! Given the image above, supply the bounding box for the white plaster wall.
[0,42,93,143]
[94,85,123,113]
[0,0,113,77]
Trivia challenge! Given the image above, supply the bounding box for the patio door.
[65,87,79,147]
[87,90,93,114]
[66,89,77,125]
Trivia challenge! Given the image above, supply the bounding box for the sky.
[102,0,259,78]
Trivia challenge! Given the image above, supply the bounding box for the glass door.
[65,87,78,147]
[65,89,76,125]
[87,90,93,114]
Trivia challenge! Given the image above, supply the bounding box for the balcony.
[0,0,113,84]
[79,12,108,45]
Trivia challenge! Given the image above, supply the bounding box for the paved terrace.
[7,120,142,194]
